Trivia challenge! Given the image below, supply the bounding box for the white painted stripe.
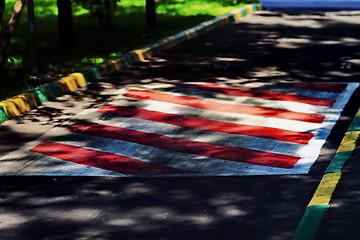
[125,85,334,115]
[72,109,338,169]
[42,130,307,176]
[331,83,360,109]
[0,133,125,177]
[104,99,328,132]
[171,85,334,114]
[70,114,303,156]
[253,84,341,100]
[0,82,357,177]
[128,82,350,101]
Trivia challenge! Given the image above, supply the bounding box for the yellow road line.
[308,172,342,207]
[336,131,360,153]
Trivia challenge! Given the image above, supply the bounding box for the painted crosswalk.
[0,82,358,177]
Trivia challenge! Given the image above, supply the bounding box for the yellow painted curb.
[246,5,254,14]
[0,93,38,118]
[308,172,342,206]
[132,48,153,62]
[58,73,87,92]
[231,10,243,21]
[68,73,87,87]
[59,77,78,92]
[336,131,360,153]
[356,108,360,116]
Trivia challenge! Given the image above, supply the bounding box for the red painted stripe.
[67,122,301,169]
[98,105,314,144]
[124,89,325,123]
[31,142,198,175]
[176,83,335,107]
[280,83,347,93]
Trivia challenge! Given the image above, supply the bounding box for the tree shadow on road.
[1,11,360,240]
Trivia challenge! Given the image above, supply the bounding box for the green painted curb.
[348,116,360,131]
[292,205,330,240]
[80,66,103,82]
[0,105,7,123]
[325,151,353,173]
[292,104,360,239]
[30,82,62,105]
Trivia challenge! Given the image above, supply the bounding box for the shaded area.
[0,175,317,240]
[0,0,251,100]
[120,12,360,85]
[0,11,359,239]
[316,143,360,240]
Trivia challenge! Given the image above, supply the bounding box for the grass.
[0,0,258,100]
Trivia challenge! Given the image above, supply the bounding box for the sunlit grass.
[0,0,258,100]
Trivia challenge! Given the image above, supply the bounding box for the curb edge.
[0,3,262,124]
[292,106,360,240]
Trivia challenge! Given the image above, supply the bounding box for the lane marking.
[31,142,198,175]
[170,85,331,114]
[0,81,358,177]
[307,172,342,206]
[175,83,336,106]
[336,131,360,153]
[98,105,314,144]
[108,99,324,132]
[280,83,348,93]
[66,121,301,169]
[44,131,303,176]
[292,88,360,240]
[64,114,305,157]
[124,89,326,123]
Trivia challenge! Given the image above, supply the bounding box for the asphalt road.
[0,11,360,240]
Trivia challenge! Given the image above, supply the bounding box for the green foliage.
[0,0,259,100]
[74,0,121,28]
[7,56,22,67]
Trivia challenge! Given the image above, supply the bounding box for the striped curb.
[0,3,262,124]
[292,105,360,240]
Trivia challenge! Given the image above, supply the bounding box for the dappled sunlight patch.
[0,213,29,229]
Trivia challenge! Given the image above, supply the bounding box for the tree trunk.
[99,0,113,30]
[146,0,157,29]
[0,0,26,67]
[0,0,5,32]
[27,0,37,73]
[57,0,75,47]
[104,0,113,30]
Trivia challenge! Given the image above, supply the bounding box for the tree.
[57,0,75,47]
[146,0,157,29]
[74,0,121,30]
[0,0,26,67]
[0,0,5,32]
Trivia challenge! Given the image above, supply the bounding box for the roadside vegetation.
[0,0,258,100]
